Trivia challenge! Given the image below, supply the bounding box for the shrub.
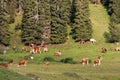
[60,57,76,64]
[43,57,55,62]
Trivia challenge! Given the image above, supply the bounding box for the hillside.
[1,3,120,80]
[0,67,29,80]
[89,4,110,43]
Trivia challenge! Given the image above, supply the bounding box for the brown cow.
[54,51,62,56]
[8,59,13,65]
[0,63,8,68]
[29,43,41,53]
[82,58,89,66]
[12,45,17,51]
[101,47,107,53]
[18,58,28,67]
[44,62,50,66]
[34,46,41,53]
[22,46,27,51]
[40,42,46,47]
[93,56,102,66]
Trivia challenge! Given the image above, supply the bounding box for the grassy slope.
[89,4,110,43]
[0,67,29,80]
[0,3,120,80]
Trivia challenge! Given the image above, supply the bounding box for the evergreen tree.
[41,0,51,43]
[0,0,10,45]
[50,0,67,44]
[60,0,72,24]
[71,0,92,42]
[108,0,120,42]
[21,0,44,45]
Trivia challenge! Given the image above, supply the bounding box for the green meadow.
[0,4,120,80]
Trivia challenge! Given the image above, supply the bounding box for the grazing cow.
[18,58,28,67]
[22,46,27,51]
[8,59,13,64]
[29,43,41,53]
[82,58,89,66]
[12,45,17,51]
[115,47,120,51]
[43,47,48,52]
[79,40,86,44]
[0,63,8,68]
[94,56,102,66]
[45,62,49,66]
[101,47,107,53]
[90,38,96,43]
[33,46,41,53]
[40,42,46,47]
[79,40,90,44]
[54,51,62,56]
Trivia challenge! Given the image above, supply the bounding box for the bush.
[43,57,55,62]
[60,57,76,64]
[104,32,111,42]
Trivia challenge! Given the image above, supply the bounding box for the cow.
[54,51,62,56]
[81,58,89,66]
[8,59,13,65]
[101,47,107,53]
[40,42,46,47]
[12,45,17,51]
[44,62,50,66]
[29,43,41,53]
[90,38,96,43]
[18,58,28,67]
[33,46,41,53]
[93,56,102,66]
[43,47,48,52]
[0,62,8,68]
[22,46,27,51]
[115,47,120,51]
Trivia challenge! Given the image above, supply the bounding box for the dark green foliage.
[107,0,120,42]
[0,0,11,46]
[8,17,15,24]
[104,32,111,42]
[40,0,51,44]
[71,0,93,42]
[60,57,76,64]
[50,0,67,44]
[101,0,110,7]
[43,57,55,62]
[21,0,44,45]
[60,0,72,24]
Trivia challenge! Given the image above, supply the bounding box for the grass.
[0,3,120,80]
[0,67,30,80]
[89,3,110,43]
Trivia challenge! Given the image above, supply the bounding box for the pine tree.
[50,0,67,44]
[41,0,51,43]
[21,0,44,45]
[108,0,120,42]
[0,0,10,46]
[71,0,93,42]
[60,0,72,24]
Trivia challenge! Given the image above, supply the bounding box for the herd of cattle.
[0,40,120,68]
